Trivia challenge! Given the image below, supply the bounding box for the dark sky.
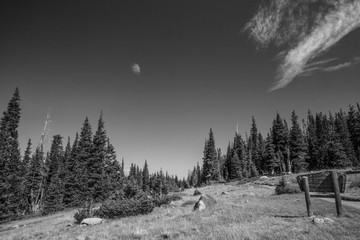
[1,0,359,177]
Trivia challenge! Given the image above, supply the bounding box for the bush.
[275,176,301,195]
[153,195,182,207]
[349,179,360,188]
[74,208,91,224]
[73,199,96,224]
[95,185,154,219]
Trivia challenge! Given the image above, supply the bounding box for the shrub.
[95,185,155,219]
[275,176,301,195]
[73,199,95,224]
[74,208,91,224]
[153,195,182,207]
[349,179,360,188]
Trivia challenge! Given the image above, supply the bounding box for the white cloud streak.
[322,56,360,72]
[245,0,360,91]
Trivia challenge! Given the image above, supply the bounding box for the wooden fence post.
[331,171,343,217]
[302,177,313,217]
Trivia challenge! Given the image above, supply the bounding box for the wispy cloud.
[322,56,360,72]
[245,0,360,91]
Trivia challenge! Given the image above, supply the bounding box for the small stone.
[80,217,103,225]
[12,225,19,229]
[323,218,335,223]
[313,217,324,224]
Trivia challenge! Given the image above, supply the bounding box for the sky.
[1,0,360,178]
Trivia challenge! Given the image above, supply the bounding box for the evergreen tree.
[201,128,219,182]
[89,113,107,201]
[0,88,24,216]
[74,117,93,205]
[43,135,64,214]
[46,135,63,189]
[25,146,45,213]
[22,139,32,176]
[120,158,125,177]
[271,113,288,173]
[63,133,79,206]
[250,116,261,172]
[104,138,121,196]
[289,111,309,173]
[142,160,150,191]
[347,105,360,164]
[335,111,356,165]
[306,110,318,170]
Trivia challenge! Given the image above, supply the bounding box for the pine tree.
[22,139,32,176]
[201,128,219,183]
[74,117,93,205]
[306,110,318,170]
[347,105,360,165]
[335,111,356,165]
[42,135,64,215]
[0,88,25,216]
[142,160,150,191]
[224,142,232,180]
[46,135,63,189]
[120,158,125,177]
[271,113,288,174]
[250,116,261,172]
[104,138,121,197]
[25,146,45,213]
[289,111,309,173]
[63,133,79,206]
[89,113,107,201]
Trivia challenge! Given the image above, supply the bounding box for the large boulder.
[80,218,103,226]
[193,194,217,211]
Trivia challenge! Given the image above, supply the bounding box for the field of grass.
[1,179,360,240]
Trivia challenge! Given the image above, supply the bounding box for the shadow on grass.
[273,215,307,218]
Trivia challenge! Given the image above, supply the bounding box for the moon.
[131,63,141,75]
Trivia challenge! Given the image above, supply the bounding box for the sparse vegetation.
[349,179,360,189]
[275,176,301,195]
[2,183,360,240]
[94,185,154,219]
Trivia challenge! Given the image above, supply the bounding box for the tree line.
[188,106,360,186]
[0,88,182,220]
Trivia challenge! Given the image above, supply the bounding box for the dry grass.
[1,181,360,240]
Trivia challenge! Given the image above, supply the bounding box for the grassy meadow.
[1,178,360,240]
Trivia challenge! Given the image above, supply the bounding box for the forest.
[187,104,360,187]
[1,87,360,221]
[0,88,183,221]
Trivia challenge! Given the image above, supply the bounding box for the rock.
[12,225,19,229]
[259,176,268,180]
[312,216,335,224]
[193,194,217,211]
[193,200,206,211]
[221,191,228,195]
[313,217,324,224]
[323,218,335,223]
[80,217,103,226]
[193,189,202,196]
